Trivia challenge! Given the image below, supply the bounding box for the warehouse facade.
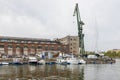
[0,36,69,57]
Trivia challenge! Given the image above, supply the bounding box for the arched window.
[8,45,12,48]
[38,46,42,49]
[31,46,35,49]
[16,46,20,48]
[24,46,28,48]
[0,45,4,48]
[45,46,48,50]
[57,46,61,50]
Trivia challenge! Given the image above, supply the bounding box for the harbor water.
[0,59,120,80]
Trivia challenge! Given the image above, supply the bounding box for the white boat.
[28,56,38,64]
[1,62,9,65]
[56,57,66,64]
[66,55,86,64]
[78,59,86,64]
[38,59,45,65]
[66,57,79,65]
[12,58,23,65]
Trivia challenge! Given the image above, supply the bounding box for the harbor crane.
[73,3,85,55]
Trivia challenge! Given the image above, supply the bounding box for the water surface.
[0,59,119,80]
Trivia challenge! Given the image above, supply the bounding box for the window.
[38,46,42,49]
[74,39,76,41]
[63,46,66,51]
[73,43,76,45]
[31,46,35,49]
[0,45,4,48]
[16,46,20,48]
[8,45,12,48]
[73,46,76,49]
[57,47,61,50]
[73,51,76,53]
[45,46,48,50]
[24,46,28,48]
[50,46,54,50]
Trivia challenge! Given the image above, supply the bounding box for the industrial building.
[0,36,69,57]
[56,35,79,55]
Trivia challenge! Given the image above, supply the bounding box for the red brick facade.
[0,36,69,57]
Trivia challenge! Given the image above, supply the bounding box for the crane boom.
[73,3,85,55]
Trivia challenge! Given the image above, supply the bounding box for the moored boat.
[78,59,86,64]
[56,57,66,64]
[28,56,38,65]
[1,62,9,65]
[65,55,86,64]
[66,57,79,65]
[45,61,56,65]
[12,58,23,65]
[38,59,45,65]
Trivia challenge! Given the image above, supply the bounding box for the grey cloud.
[0,0,120,51]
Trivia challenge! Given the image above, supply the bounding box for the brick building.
[0,36,69,57]
[56,35,79,55]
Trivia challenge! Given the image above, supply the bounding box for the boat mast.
[73,3,85,55]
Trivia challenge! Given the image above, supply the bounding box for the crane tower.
[73,3,85,55]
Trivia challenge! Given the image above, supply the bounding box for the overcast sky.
[0,0,120,51]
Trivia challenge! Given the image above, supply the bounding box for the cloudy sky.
[0,0,120,51]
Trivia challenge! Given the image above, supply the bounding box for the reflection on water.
[0,65,84,80]
[1,60,120,80]
[84,59,120,80]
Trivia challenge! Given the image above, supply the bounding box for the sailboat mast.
[73,3,85,55]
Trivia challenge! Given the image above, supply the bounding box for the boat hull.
[28,62,38,65]
[12,62,23,65]
[1,62,9,65]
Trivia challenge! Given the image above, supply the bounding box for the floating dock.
[85,58,115,64]
[0,57,116,65]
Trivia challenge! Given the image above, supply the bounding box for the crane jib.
[73,3,85,55]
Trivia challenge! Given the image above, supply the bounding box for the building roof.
[0,36,50,41]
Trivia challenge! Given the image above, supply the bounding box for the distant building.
[107,49,120,53]
[56,35,79,55]
[0,36,69,57]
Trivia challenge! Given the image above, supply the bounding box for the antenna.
[94,17,99,54]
